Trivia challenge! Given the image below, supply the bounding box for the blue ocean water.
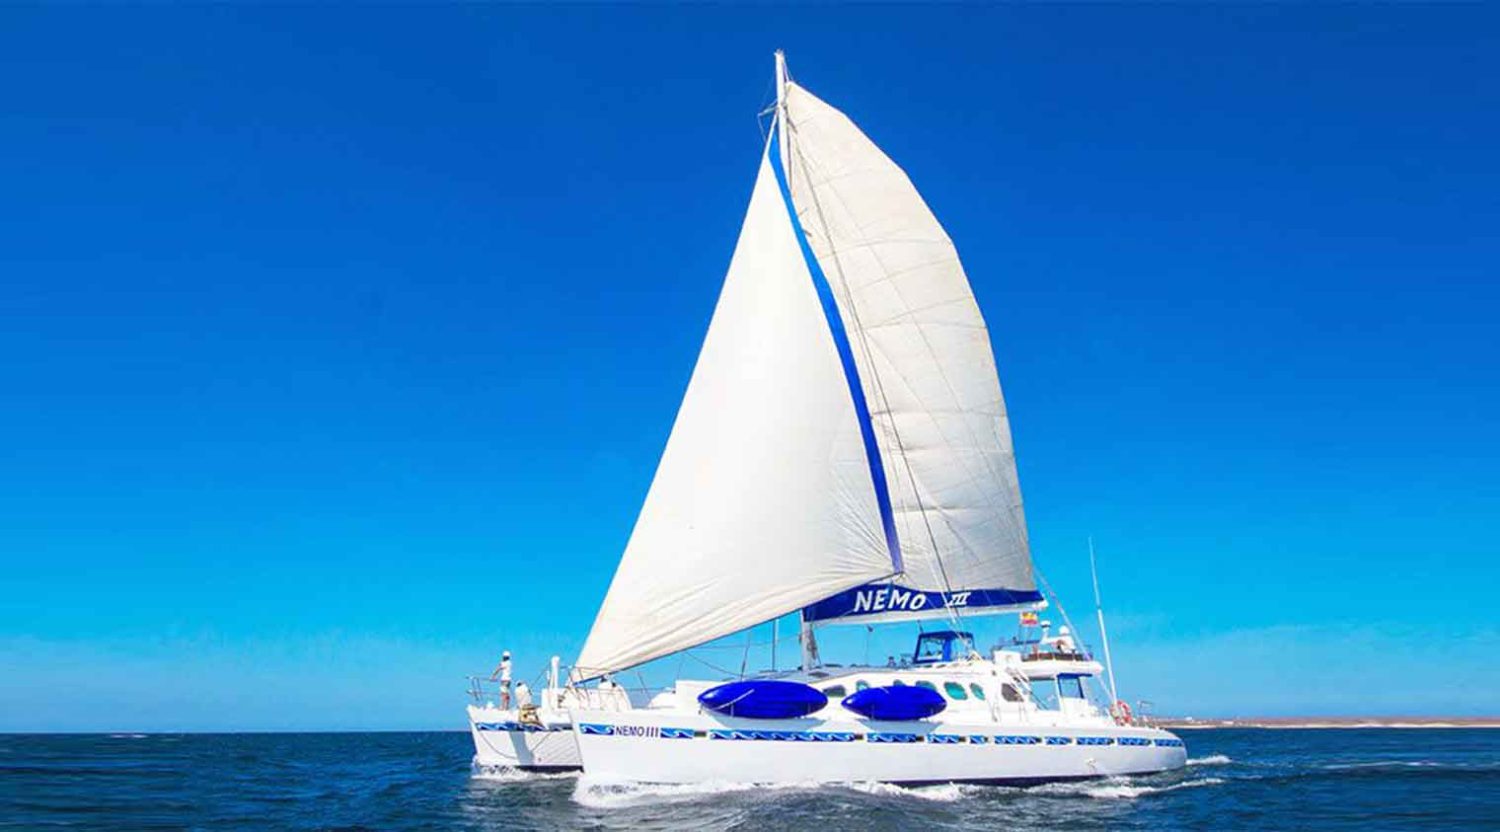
[3,729,1497,830]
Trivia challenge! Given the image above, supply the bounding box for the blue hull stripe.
[578,723,1182,750]
[474,721,567,733]
[767,126,901,573]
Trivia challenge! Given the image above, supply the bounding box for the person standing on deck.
[489,650,513,709]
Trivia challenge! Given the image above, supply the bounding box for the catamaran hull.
[467,706,580,772]
[570,709,1186,785]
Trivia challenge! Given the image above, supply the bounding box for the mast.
[774,50,789,169]
[1089,536,1120,704]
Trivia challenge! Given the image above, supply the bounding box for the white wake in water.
[575,778,993,808]
[572,777,812,809]
[571,774,1226,807]
[1035,777,1225,800]
[472,766,577,783]
[1323,760,1457,770]
[840,781,992,802]
[1187,754,1233,766]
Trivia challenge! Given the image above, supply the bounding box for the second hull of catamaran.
[570,713,1185,786]
[467,682,633,772]
[468,705,581,772]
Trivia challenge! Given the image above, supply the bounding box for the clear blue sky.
[3,6,1496,731]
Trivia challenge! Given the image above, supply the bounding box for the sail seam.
[769,125,902,573]
[794,105,1031,581]
[782,119,962,622]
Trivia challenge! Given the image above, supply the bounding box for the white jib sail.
[780,79,1039,625]
[574,142,898,677]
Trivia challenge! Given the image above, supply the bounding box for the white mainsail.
[573,143,899,678]
[576,56,1041,676]
[778,78,1039,625]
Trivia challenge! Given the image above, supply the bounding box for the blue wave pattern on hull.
[867,733,923,744]
[709,729,857,742]
[472,722,568,733]
[583,723,1178,749]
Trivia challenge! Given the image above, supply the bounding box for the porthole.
[969,683,986,700]
[943,681,968,700]
[823,685,847,698]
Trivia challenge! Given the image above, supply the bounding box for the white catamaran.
[472,52,1185,784]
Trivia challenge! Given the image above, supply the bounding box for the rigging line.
[682,650,748,679]
[1032,565,1097,684]
[781,99,965,634]
[738,628,754,679]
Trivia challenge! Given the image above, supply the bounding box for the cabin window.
[915,680,938,693]
[943,681,968,700]
[822,685,846,699]
[855,680,870,692]
[969,683,986,701]
[892,679,906,686]
[1058,675,1086,699]
[1001,683,1024,703]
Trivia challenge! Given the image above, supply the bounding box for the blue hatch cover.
[841,684,947,721]
[698,680,829,719]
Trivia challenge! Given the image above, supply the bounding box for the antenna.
[774,49,788,106]
[1089,536,1120,704]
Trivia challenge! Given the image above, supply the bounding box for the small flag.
[1020,611,1040,627]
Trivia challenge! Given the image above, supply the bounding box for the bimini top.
[575,53,1040,679]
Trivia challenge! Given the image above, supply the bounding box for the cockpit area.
[912,630,977,665]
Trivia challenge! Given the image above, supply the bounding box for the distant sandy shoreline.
[1155,717,1500,729]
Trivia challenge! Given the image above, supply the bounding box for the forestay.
[776,79,1042,624]
[574,143,899,678]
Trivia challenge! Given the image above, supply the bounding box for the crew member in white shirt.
[490,650,513,709]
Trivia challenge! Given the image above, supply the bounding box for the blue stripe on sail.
[768,126,901,573]
[802,584,1046,623]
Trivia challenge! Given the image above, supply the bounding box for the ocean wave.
[1322,760,1487,771]
[1035,776,1225,800]
[472,765,577,782]
[840,781,992,802]
[569,772,1236,807]
[1187,754,1232,766]
[571,777,810,809]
